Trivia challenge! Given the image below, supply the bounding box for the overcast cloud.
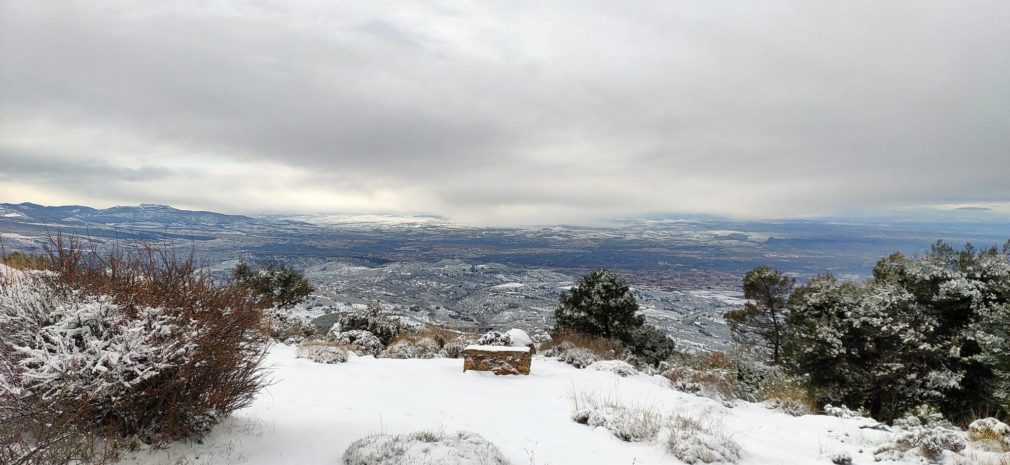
[1,0,1008,224]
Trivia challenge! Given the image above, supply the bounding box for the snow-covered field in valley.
[115,345,970,465]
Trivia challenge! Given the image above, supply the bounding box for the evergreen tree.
[554,269,644,340]
[553,269,675,366]
[725,266,794,363]
[234,261,314,309]
[782,241,1010,422]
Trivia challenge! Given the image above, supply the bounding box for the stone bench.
[462,345,531,375]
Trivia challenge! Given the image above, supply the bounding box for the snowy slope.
[115,345,939,465]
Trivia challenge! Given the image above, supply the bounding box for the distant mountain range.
[0,202,252,226]
[3,201,1008,283]
[4,201,1008,349]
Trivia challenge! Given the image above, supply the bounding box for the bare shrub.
[666,415,741,464]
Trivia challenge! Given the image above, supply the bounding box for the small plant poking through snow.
[342,430,510,465]
[296,340,349,364]
[665,415,742,464]
[570,391,663,442]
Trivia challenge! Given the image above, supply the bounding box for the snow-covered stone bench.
[463,345,531,375]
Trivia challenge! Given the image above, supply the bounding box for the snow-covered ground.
[115,345,946,465]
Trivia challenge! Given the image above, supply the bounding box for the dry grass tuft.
[541,330,620,359]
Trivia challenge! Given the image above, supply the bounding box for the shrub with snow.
[331,330,385,356]
[504,328,532,347]
[1,292,199,406]
[968,418,1010,451]
[589,360,638,377]
[343,430,510,465]
[662,365,733,401]
[381,337,442,359]
[1,242,270,452]
[823,404,866,419]
[543,341,599,369]
[266,308,318,342]
[335,302,403,345]
[443,339,469,358]
[297,341,350,364]
[665,415,741,464]
[476,330,511,346]
[570,392,662,442]
[828,451,853,465]
[874,422,968,463]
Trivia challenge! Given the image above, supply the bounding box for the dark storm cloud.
[1,0,1008,223]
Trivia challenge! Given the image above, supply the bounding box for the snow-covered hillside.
[110,345,991,465]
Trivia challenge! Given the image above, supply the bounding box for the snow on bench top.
[464,345,531,353]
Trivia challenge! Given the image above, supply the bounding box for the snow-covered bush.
[343,430,510,465]
[874,422,968,463]
[662,365,733,401]
[335,302,403,345]
[968,418,1010,451]
[297,341,350,364]
[505,328,533,348]
[823,404,867,419]
[782,242,1010,422]
[381,337,442,359]
[828,451,853,465]
[531,331,553,345]
[331,330,385,356]
[544,342,600,368]
[1,240,270,455]
[665,415,741,464]
[570,391,662,442]
[476,330,511,346]
[443,339,470,358]
[590,360,638,377]
[266,308,318,342]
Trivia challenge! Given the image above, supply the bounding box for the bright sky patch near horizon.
[1,1,1008,225]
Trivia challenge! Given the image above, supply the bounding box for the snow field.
[112,344,916,465]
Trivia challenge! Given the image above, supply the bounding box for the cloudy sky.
[1,1,1008,225]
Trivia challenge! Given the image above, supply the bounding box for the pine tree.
[725,266,794,364]
[233,261,314,309]
[553,269,644,341]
